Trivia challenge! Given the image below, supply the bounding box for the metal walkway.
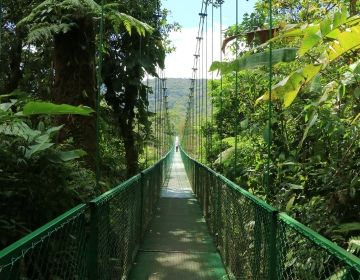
[129,151,227,279]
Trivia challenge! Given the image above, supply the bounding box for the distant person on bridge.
[175,136,179,152]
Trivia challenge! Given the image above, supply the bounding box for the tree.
[19,0,152,169]
[102,1,178,177]
[0,0,43,94]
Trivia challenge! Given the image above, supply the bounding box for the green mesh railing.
[180,147,360,280]
[0,148,173,280]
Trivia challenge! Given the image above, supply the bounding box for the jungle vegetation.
[194,0,360,254]
[0,0,177,248]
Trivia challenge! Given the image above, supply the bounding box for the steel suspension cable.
[234,0,239,179]
[219,1,223,165]
[266,0,273,194]
[159,71,162,157]
[95,0,105,188]
[146,75,149,166]
[154,71,158,160]
[210,3,214,162]
[137,0,143,167]
[0,0,2,62]
[205,5,208,163]
[200,9,205,162]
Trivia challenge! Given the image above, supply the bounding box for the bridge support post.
[139,172,145,238]
[88,201,110,280]
[267,210,279,280]
[88,202,99,280]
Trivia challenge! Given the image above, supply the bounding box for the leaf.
[317,81,338,104]
[240,118,249,129]
[298,112,318,148]
[285,183,304,190]
[0,90,27,100]
[309,74,322,92]
[22,102,94,116]
[25,142,54,158]
[351,112,360,124]
[286,196,296,211]
[333,6,348,29]
[326,25,360,62]
[107,11,153,37]
[299,26,321,56]
[334,223,360,233]
[47,149,87,163]
[256,64,321,107]
[0,121,41,141]
[348,236,360,254]
[214,146,235,164]
[327,269,347,280]
[210,48,297,75]
[263,122,272,145]
[46,125,64,135]
[0,99,18,112]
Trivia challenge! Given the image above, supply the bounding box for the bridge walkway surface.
[129,151,228,279]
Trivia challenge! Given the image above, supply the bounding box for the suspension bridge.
[1,146,359,279]
[1,0,360,279]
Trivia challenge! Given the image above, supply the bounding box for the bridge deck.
[129,152,227,279]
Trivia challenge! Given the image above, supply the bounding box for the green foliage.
[196,1,360,253]
[18,0,153,44]
[210,48,298,75]
[258,8,360,107]
[22,101,94,116]
[348,236,360,254]
[0,98,96,247]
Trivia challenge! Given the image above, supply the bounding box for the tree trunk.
[119,83,139,178]
[349,0,357,16]
[53,17,97,168]
[4,28,23,93]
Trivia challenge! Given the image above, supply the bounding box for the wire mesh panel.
[277,214,360,280]
[1,148,174,280]
[88,148,173,280]
[180,146,360,280]
[89,175,142,280]
[0,204,88,280]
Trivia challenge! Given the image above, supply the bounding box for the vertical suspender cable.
[158,72,162,158]
[200,8,205,162]
[234,0,239,179]
[266,0,273,194]
[219,2,223,165]
[159,73,161,157]
[0,0,2,62]
[205,3,208,163]
[137,0,143,166]
[210,3,214,161]
[162,76,166,155]
[146,75,149,166]
[154,72,158,160]
[192,83,194,153]
[95,0,104,188]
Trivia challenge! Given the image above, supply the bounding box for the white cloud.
[164,23,225,79]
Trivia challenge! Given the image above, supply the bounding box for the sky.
[161,0,256,78]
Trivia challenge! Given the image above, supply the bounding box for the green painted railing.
[180,146,360,280]
[0,148,173,280]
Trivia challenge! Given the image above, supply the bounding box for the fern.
[26,23,75,43]
[18,0,152,43]
[107,11,153,37]
[348,236,360,254]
